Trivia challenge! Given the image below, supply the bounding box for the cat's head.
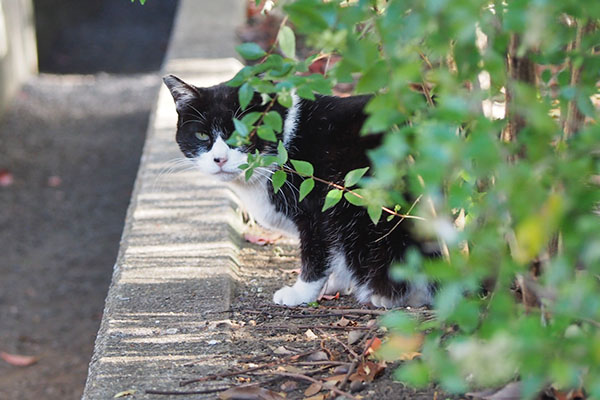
[163,74,277,182]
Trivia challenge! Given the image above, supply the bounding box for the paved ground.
[0,1,178,399]
[0,73,161,400]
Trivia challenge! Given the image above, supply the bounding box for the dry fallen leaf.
[280,380,298,392]
[243,232,282,246]
[377,334,424,361]
[334,317,351,327]
[305,329,318,340]
[348,330,365,345]
[114,389,136,398]
[304,382,322,397]
[219,385,285,400]
[349,360,386,383]
[307,350,329,362]
[320,292,340,301]
[305,395,325,400]
[273,346,294,355]
[47,175,62,187]
[0,170,14,187]
[363,337,382,356]
[548,387,586,400]
[324,374,347,383]
[0,352,38,367]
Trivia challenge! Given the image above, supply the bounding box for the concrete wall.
[0,0,37,115]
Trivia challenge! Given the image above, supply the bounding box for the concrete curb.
[82,1,246,398]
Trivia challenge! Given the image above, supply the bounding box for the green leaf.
[290,159,314,176]
[277,141,288,164]
[356,60,388,93]
[233,118,249,137]
[344,167,369,187]
[299,178,315,202]
[264,111,283,133]
[235,42,266,60]
[238,83,254,111]
[278,26,296,59]
[245,167,254,181]
[272,170,287,193]
[322,189,343,211]
[257,126,277,142]
[367,203,383,225]
[277,90,293,108]
[394,360,430,388]
[344,190,367,206]
[241,112,262,126]
[296,85,316,100]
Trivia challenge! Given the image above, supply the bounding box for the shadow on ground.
[0,1,178,398]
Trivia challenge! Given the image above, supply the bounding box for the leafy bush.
[231,0,600,395]
[143,0,600,395]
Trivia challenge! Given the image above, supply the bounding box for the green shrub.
[232,0,600,395]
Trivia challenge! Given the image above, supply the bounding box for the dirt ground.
[141,229,454,400]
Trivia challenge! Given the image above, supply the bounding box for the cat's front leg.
[273,219,330,306]
[273,276,328,306]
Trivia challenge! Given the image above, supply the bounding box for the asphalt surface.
[0,1,178,398]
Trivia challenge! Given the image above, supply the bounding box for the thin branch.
[146,387,229,396]
[279,166,425,221]
[375,194,423,242]
[179,349,315,386]
[316,328,360,360]
[252,371,359,400]
[254,324,370,331]
[339,360,359,391]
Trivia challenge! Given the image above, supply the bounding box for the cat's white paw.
[273,286,312,306]
[370,294,396,309]
[273,277,326,306]
[321,270,353,296]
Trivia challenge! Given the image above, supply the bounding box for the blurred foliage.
[229,0,600,395]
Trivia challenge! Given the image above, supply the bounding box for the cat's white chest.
[229,177,299,238]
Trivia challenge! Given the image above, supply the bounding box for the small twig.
[280,165,425,221]
[339,359,359,391]
[316,328,360,360]
[254,324,370,331]
[295,361,351,367]
[253,371,359,400]
[375,194,423,242]
[263,305,389,315]
[146,387,229,396]
[179,349,315,386]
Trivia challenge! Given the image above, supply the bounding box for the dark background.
[33,0,178,73]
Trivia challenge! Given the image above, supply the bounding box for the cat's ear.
[163,75,201,112]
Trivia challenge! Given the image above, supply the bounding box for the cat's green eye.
[195,132,210,141]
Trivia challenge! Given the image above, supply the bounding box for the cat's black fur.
[164,75,435,307]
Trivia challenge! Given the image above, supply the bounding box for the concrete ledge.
[0,0,37,116]
[82,1,246,398]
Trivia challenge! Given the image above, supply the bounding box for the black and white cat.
[163,74,436,308]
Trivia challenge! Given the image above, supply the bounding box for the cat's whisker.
[186,104,207,122]
[152,157,195,192]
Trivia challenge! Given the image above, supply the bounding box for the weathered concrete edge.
[82,1,246,398]
[0,0,37,117]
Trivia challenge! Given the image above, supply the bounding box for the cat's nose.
[213,157,227,167]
